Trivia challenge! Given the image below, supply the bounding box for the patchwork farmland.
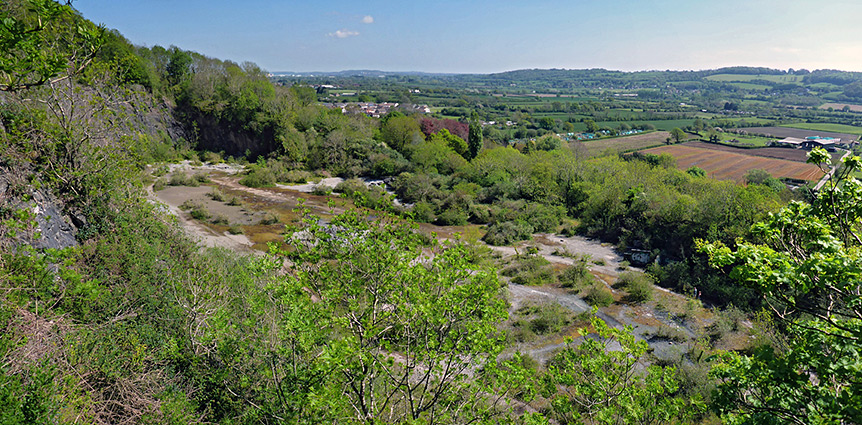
[576,131,670,156]
[640,142,824,183]
[741,126,860,142]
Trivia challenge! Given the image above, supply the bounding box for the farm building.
[776,136,851,150]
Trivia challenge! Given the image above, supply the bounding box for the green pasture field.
[780,122,862,135]
[706,74,803,83]
[715,132,772,147]
[596,119,696,131]
[730,82,771,91]
[721,117,774,126]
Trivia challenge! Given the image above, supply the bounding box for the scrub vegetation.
[2,1,862,424]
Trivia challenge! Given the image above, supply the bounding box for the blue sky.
[73,0,862,74]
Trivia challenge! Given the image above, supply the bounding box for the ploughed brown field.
[640,142,824,183]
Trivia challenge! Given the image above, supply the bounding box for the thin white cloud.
[328,29,360,39]
[362,15,374,24]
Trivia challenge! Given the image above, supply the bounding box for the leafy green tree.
[430,128,468,158]
[540,316,703,425]
[165,46,192,87]
[699,148,862,425]
[686,166,707,178]
[1,0,102,92]
[670,127,686,143]
[289,83,317,107]
[380,114,421,153]
[287,210,509,423]
[533,134,562,151]
[584,119,599,133]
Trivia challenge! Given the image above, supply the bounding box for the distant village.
[321,102,432,118]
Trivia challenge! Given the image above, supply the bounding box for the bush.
[482,220,534,246]
[410,202,437,223]
[228,224,243,234]
[651,325,687,342]
[194,173,210,183]
[279,169,312,184]
[527,303,572,335]
[435,207,468,226]
[614,271,653,303]
[227,196,243,206]
[502,255,555,286]
[153,178,166,191]
[260,212,280,225]
[201,151,223,164]
[179,200,210,221]
[240,167,276,188]
[334,178,367,196]
[559,259,592,289]
[208,188,225,202]
[169,171,198,187]
[584,284,614,307]
[211,214,229,225]
[311,184,332,196]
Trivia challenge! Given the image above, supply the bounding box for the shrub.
[179,200,210,221]
[208,188,225,202]
[227,196,243,206]
[194,173,210,183]
[651,325,687,342]
[482,220,534,246]
[559,259,592,289]
[201,151,223,164]
[240,167,276,188]
[584,284,614,307]
[334,178,367,196]
[311,184,332,196]
[502,255,555,286]
[211,214,229,225]
[614,271,653,303]
[279,169,312,184]
[152,178,166,191]
[152,165,169,177]
[228,224,243,234]
[169,171,197,186]
[410,202,437,223]
[435,207,468,226]
[527,303,572,335]
[260,212,280,225]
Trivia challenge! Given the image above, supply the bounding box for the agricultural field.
[729,82,771,91]
[715,132,773,147]
[640,142,825,183]
[743,126,860,141]
[780,122,862,136]
[705,74,803,83]
[575,131,670,156]
[818,102,862,112]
